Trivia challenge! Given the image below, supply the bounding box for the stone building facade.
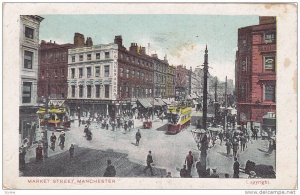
[19,15,43,143]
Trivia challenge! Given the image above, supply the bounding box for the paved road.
[21,110,275,178]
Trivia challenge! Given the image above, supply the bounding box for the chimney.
[259,16,276,25]
[114,35,123,47]
[164,54,168,63]
[74,32,85,47]
[140,47,146,55]
[129,43,138,53]
[86,37,93,47]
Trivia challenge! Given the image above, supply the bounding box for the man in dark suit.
[143,151,154,176]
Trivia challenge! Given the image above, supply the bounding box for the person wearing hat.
[166,172,172,178]
[135,129,142,146]
[103,159,116,177]
[233,157,240,178]
[69,144,75,158]
[210,168,219,178]
[143,151,154,176]
[58,131,65,148]
[185,151,194,176]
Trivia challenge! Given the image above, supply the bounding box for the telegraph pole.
[214,79,218,119]
[202,45,208,130]
[225,76,228,132]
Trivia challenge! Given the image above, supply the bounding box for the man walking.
[58,132,66,149]
[35,144,43,162]
[232,140,239,158]
[103,159,116,177]
[50,132,57,151]
[143,151,154,176]
[135,129,142,146]
[185,151,194,176]
[69,144,75,159]
[225,139,232,156]
[233,157,240,178]
[219,131,224,145]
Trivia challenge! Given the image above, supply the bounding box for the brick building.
[166,65,176,99]
[152,54,169,98]
[175,65,191,101]
[235,16,276,125]
[38,41,74,100]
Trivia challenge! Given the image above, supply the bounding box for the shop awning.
[138,98,152,108]
[154,98,166,106]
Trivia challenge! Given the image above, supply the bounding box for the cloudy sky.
[40,15,259,81]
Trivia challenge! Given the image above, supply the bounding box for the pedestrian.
[106,123,109,130]
[210,168,219,178]
[232,140,239,158]
[50,132,57,151]
[124,122,128,132]
[185,151,194,176]
[166,172,172,178]
[233,157,240,178]
[195,158,206,178]
[240,136,246,151]
[69,144,75,158]
[43,140,48,158]
[78,118,81,127]
[225,139,232,156]
[103,159,116,177]
[219,131,224,145]
[135,129,142,146]
[19,147,26,169]
[58,131,66,148]
[180,165,189,178]
[84,125,89,135]
[35,144,43,161]
[143,151,154,176]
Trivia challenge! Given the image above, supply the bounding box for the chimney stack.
[86,37,93,47]
[74,32,85,47]
[140,47,146,55]
[129,43,138,53]
[114,35,123,48]
[151,54,158,58]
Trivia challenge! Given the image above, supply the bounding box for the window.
[71,68,75,78]
[61,69,65,77]
[79,55,83,61]
[104,65,110,77]
[71,86,75,97]
[264,56,275,71]
[105,85,109,98]
[95,66,100,77]
[54,70,58,78]
[264,32,276,43]
[25,27,34,39]
[87,54,91,60]
[95,85,100,98]
[264,84,275,102]
[126,69,129,78]
[132,70,135,78]
[87,85,91,98]
[87,67,91,78]
[120,68,123,77]
[24,51,33,69]
[96,53,100,59]
[22,82,32,103]
[105,52,110,59]
[79,86,83,98]
[137,71,140,78]
[79,68,83,78]
[72,56,75,62]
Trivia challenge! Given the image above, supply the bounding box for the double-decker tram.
[166,102,192,134]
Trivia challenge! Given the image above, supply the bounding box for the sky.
[39,15,259,82]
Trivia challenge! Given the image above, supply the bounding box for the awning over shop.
[137,98,153,108]
[154,98,166,106]
[162,99,172,105]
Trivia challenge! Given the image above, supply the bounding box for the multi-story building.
[38,40,74,100]
[115,36,154,110]
[175,65,191,101]
[166,65,176,99]
[67,33,118,117]
[19,15,43,144]
[235,16,276,125]
[152,54,169,98]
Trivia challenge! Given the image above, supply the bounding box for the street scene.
[19,15,276,178]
